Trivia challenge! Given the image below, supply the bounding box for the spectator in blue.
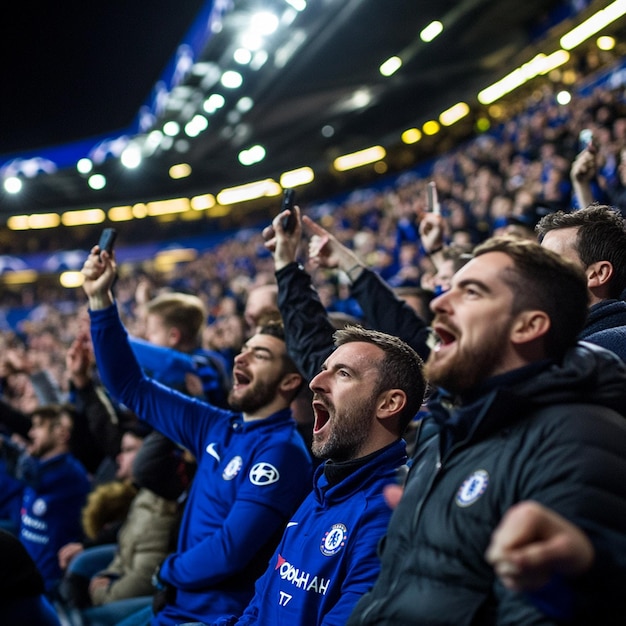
[0,437,25,534]
[536,203,626,361]
[80,244,313,626]
[215,324,425,626]
[12,404,90,597]
[131,291,231,407]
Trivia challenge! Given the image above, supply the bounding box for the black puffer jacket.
[348,343,626,626]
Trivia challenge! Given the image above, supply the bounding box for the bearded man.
[348,237,626,625]
[81,245,312,626]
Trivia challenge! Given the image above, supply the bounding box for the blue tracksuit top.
[226,439,407,626]
[89,305,313,626]
[19,452,90,592]
[129,336,231,407]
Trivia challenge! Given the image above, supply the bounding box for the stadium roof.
[0,0,624,224]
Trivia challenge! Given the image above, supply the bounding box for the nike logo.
[206,442,220,462]
[286,521,298,528]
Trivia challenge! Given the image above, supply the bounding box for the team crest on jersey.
[456,469,489,507]
[320,523,348,556]
[32,498,47,516]
[249,462,280,486]
[223,456,243,480]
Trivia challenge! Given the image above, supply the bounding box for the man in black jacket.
[266,207,626,625]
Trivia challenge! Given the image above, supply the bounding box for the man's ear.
[510,310,551,346]
[376,389,407,420]
[586,260,613,290]
[280,372,303,395]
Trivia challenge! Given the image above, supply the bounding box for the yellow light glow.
[422,120,440,136]
[61,208,106,227]
[146,198,190,216]
[59,271,85,288]
[108,206,134,222]
[402,128,422,144]
[1,270,38,284]
[420,20,443,43]
[439,102,470,126]
[169,163,192,179]
[280,167,314,188]
[217,179,282,205]
[28,214,61,229]
[333,146,386,172]
[560,0,626,50]
[477,51,569,105]
[7,215,30,230]
[597,35,616,50]
[155,248,198,264]
[379,56,402,77]
[190,194,217,211]
[476,117,491,132]
[539,50,570,74]
[132,203,148,219]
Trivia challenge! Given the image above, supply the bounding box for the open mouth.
[233,369,251,388]
[312,398,331,433]
[433,325,457,351]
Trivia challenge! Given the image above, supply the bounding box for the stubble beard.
[228,378,277,414]
[311,395,376,462]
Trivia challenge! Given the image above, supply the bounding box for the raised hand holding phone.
[98,227,117,257]
[427,180,440,214]
[421,181,444,255]
[279,188,297,233]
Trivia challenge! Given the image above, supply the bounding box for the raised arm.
[264,206,336,381]
[570,148,596,210]
[304,216,433,361]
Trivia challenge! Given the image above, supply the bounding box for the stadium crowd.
[1,67,626,626]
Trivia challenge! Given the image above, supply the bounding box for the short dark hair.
[473,236,589,359]
[441,245,474,273]
[333,325,426,434]
[30,403,75,428]
[535,204,626,298]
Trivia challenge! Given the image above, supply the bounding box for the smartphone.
[279,188,297,233]
[579,128,594,152]
[427,181,440,214]
[98,227,117,256]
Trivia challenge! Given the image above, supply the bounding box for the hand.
[303,215,361,274]
[58,542,85,570]
[81,247,117,310]
[184,372,204,397]
[383,484,404,510]
[485,501,594,592]
[570,148,597,183]
[65,333,94,388]
[419,212,445,254]
[263,205,303,271]
[2,347,38,376]
[88,575,112,596]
